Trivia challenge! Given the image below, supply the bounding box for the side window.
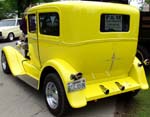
[17,19,21,25]
[39,12,59,36]
[28,14,36,33]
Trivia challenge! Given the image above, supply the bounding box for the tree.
[0,0,17,19]
[0,0,57,20]
[17,0,56,17]
[146,0,150,3]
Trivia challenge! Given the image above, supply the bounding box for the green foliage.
[0,0,17,19]
[146,0,150,4]
[0,0,57,20]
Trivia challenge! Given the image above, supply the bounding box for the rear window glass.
[28,14,36,33]
[100,14,130,32]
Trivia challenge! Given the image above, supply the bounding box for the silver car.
[0,18,22,41]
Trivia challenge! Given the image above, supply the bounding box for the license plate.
[68,78,86,92]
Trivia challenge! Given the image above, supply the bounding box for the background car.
[0,18,22,41]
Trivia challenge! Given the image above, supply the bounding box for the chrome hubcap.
[9,34,14,41]
[46,82,59,109]
[1,54,7,70]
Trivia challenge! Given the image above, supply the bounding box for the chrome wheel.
[1,53,7,70]
[46,82,59,109]
[1,52,11,74]
[8,33,14,41]
[44,73,69,116]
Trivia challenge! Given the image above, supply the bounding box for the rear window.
[100,14,130,32]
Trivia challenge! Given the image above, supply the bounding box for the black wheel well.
[136,45,150,62]
[8,32,15,37]
[39,66,58,92]
[7,32,15,40]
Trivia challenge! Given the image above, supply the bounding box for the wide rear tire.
[120,90,140,99]
[43,73,69,117]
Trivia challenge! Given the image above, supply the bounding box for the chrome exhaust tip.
[100,85,109,95]
[115,82,125,91]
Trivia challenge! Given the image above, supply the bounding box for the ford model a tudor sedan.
[1,1,149,117]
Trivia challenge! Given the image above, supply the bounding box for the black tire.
[1,52,11,74]
[120,90,140,99]
[44,73,69,117]
[7,33,14,41]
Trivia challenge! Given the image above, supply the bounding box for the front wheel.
[7,33,14,41]
[1,52,11,74]
[44,73,69,117]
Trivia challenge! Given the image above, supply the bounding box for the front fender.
[40,59,87,108]
[2,30,9,39]
[2,46,25,76]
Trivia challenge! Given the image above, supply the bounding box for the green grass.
[123,69,150,116]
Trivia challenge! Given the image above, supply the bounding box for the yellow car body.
[1,1,149,116]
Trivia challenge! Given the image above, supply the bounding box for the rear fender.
[40,59,87,108]
[2,46,25,76]
[129,57,149,89]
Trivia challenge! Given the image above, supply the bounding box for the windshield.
[0,20,16,27]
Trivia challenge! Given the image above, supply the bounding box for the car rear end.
[61,2,149,103]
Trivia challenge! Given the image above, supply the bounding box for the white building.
[129,0,145,10]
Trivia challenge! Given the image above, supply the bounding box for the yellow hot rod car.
[1,1,149,117]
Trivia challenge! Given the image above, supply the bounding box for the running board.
[16,75,38,89]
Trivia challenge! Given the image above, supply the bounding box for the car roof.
[27,1,133,12]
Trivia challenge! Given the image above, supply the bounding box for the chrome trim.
[16,75,38,89]
[46,82,59,109]
[99,85,109,95]
[1,53,7,70]
[67,78,86,92]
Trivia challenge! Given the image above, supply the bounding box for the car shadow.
[0,38,19,43]
[9,75,116,117]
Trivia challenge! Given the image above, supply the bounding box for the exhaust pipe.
[138,59,150,67]
[115,82,125,91]
[143,59,150,66]
[100,85,109,95]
